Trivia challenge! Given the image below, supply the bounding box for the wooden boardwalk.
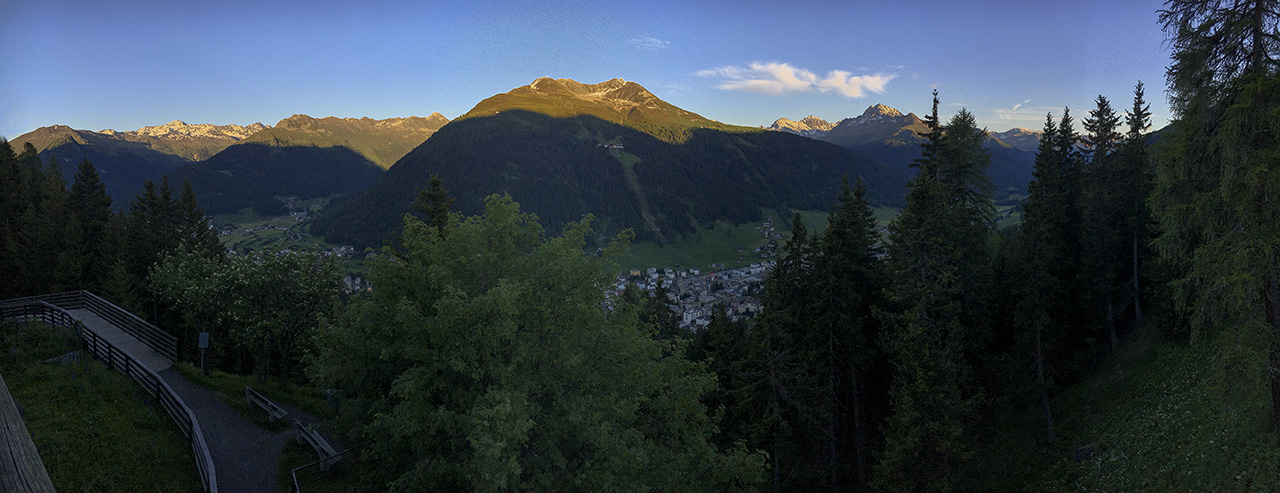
[0,372,56,493]
[67,308,173,372]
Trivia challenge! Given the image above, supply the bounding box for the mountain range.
[311,78,912,248]
[10,114,447,211]
[768,105,1040,200]
[11,76,1049,248]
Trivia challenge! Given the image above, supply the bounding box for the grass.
[0,321,203,492]
[173,362,332,431]
[971,326,1280,491]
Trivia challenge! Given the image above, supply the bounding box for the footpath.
[159,368,327,493]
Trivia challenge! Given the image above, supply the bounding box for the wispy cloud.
[630,36,670,51]
[993,100,1064,125]
[696,62,896,98]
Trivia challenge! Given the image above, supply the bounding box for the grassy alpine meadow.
[0,321,203,492]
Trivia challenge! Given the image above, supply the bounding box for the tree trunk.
[1036,326,1055,442]
[1267,254,1280,428]
[1132,229,1144,327]
[772,425,782,493]
[827,328,839,493]
[1107,299,1117,352]
[852,367,867,490]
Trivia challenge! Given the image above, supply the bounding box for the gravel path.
[159,368,320,493]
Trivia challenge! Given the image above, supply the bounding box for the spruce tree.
[1080,95,1126,351]
[812,177,883,489]
[1120,82,1153,328]
[177,180,223,258]
[874,101,992,491]
[0,139,26,299]
[69,158,114,291]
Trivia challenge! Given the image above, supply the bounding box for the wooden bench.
[294,418,342,471]
[244,386,289,422]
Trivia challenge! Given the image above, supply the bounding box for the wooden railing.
[0,291,178,362]
[0,300,217,493]
[246,386,290,422]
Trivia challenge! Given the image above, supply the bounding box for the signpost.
[198,332,209,375]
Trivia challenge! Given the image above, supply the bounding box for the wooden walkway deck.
[0,372,56,493]
[67,308,173,372]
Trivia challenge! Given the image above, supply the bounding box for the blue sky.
[2,0,1172,139]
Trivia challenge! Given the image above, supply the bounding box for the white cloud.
[697,62,895,98]
[630,36,670,51]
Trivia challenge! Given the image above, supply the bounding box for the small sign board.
[198,332,210,349]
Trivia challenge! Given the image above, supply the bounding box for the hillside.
[168,143,384,215]
[239,114,449,169]
[458,77,758,143]
[312,108,910,249]
[9,125,191,204]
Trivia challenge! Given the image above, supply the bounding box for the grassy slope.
[0,322,202,492]
[972,327,1280,491]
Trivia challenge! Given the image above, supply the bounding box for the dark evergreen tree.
[412,174,455,233]
[176,180,223,259]
[1080,95,1126,351]
[24,158,73,294]
[1154,0,1280,426]
[1120,82,1153,329]
[0,139,27,299]
[69,159,114,291]
[874,103,992,492]
[811,177,884,489]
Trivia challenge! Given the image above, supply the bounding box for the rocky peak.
[799,115,832,129]
[769,115,834,138]
[861,104,903,118]
[117,120,269,141]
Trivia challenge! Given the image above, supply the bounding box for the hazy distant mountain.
[988,127,1043,152]
[239,114,450,169]
[313,78,911,249]
[768,116,835,138]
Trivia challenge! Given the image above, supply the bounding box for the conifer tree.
[1014,111,1083,441]
[1081,95,1126,350]
[412,174,455,233]
[746,213,821,491]
[1154,0,1280,426]
[874,101,993,491]
[811,177,883,489]
[25,158,72,294]
[1120,82,1153,327]
[69,159,114,291]
[177,180,223,259]
[0,139,26,299]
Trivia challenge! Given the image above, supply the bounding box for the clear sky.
[1,0,1173,140]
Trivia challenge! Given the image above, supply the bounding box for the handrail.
[2,291,178,362]
[0,300,217,492]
